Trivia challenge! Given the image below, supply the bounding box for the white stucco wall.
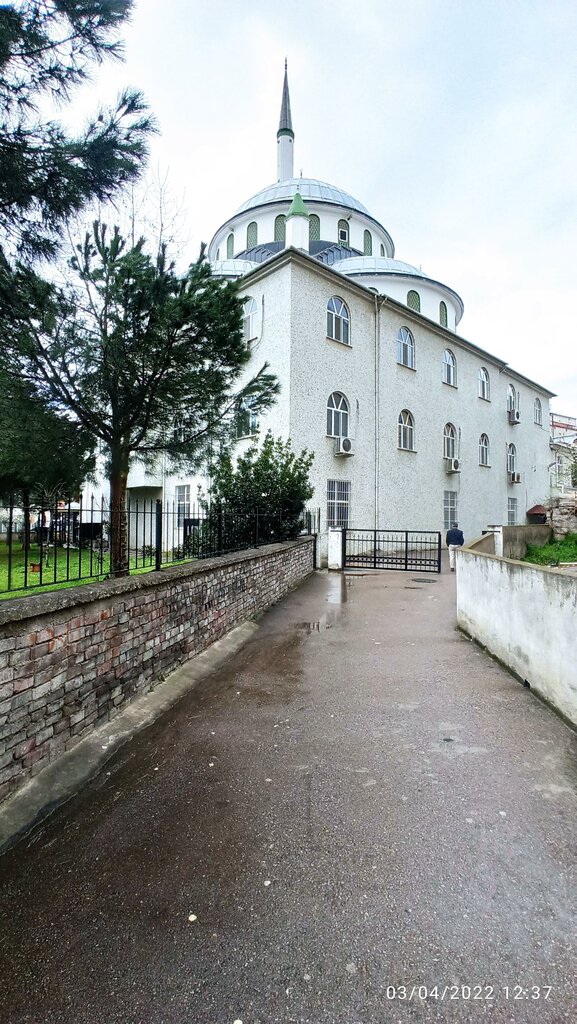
[457,549,577,726]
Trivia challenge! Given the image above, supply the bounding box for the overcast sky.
[73,0,576,417]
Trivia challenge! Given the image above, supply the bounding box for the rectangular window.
[327,479,350,528]
[235,398,258,439]
[175,484,190,527]
[507,497,518,526]
[443,490,458,531]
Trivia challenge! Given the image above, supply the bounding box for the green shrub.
[524,533,577,565]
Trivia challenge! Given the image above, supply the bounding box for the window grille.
[327,479,350,528]
[443,491,458,530]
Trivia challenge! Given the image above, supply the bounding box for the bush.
[204,433,314,549]
[524,533,577,565]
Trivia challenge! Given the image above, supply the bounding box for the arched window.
[534,397,543,425]
[396,326,415,368]
[246,221,258,249]
[226,232,234,259]
[407,289,421,312]
[380,243,385,257]
[338,219,349,245]
[443,423,457,459]
[479,433,490,466]
[443,349,456,386]
[326,392,350,437]
[242,297,258,342]
[309,214,320,243]
[326,296,350,345]
[274,215,286,242]
[363,230,372,256]
[507,384,517,412]
[507,443,517,475]
[439,301,448,327]
[478,367,490,400]
[398,410,415,451]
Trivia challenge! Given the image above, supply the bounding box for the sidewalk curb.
[0,620,259,855]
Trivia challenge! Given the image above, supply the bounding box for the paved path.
[1,567,576,1023]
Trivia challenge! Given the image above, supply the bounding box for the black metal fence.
[343,529,442,573]
[0,498,320,596]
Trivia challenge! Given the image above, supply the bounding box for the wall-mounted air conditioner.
[445,457,460,473]
[508,409,521,424]
[335,436,354,456]
[508,471,522,483]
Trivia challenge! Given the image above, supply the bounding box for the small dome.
[331,256,427,277]
[211,258,259,278]
[235,177,370,216]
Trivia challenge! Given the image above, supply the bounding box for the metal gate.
[342,529,441,573]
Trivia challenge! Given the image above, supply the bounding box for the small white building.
[123,64,555,556]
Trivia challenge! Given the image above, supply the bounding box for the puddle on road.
[294,613,335,634]
[326,574,351,604]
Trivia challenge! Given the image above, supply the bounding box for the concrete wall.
[500,525,552,559]
[457,549,577,725]
[0,539,314,805]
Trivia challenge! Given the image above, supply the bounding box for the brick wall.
[0,539,314,805]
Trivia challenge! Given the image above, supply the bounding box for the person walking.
[445,522,464,572]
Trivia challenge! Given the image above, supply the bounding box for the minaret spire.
[277,59,294,182]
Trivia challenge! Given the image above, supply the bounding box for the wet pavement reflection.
[0,568,576,1024]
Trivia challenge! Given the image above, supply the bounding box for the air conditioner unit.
[335,436,354,456]
[508,471,522,484]
[445,457,460,473]
[508,409,521,424]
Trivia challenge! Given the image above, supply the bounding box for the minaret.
[277,60,294,182]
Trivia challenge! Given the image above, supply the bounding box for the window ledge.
[398,446,417,453]
[478,396,491,402]
[326,336,352,348]
[442,381,458,388]
[479,463,491,468]
[397,362,416,371]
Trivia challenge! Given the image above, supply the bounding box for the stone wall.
[456,548,577,726]
[549,497,577,538]
[0,539,314,805]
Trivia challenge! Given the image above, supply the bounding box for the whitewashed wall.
[457,549,577,726]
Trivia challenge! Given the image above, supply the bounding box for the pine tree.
[0,1,154,260]
[0,222,279,575]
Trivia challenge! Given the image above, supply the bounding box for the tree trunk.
[109,447,129,577]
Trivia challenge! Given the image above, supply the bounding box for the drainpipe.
[374,294,385,532]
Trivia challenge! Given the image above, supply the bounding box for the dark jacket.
[446,528,464,546]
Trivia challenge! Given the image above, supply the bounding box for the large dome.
[235,177,370,216]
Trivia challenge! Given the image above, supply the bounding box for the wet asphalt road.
[0,567,576,1024]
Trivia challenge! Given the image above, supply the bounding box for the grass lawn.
[0,543,112,599]
[0,543,188,599]
[524,532,577,566]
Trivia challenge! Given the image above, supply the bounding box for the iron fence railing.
[0,498,320,596]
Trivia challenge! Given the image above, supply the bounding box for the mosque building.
[128,64,554,554]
